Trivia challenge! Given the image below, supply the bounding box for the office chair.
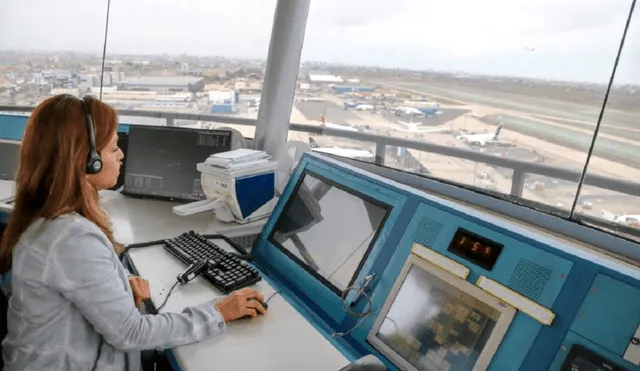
[338,355,387,371]
[0,289,7,370]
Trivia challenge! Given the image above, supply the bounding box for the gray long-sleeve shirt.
[2,213,226,371]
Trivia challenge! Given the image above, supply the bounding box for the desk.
[105,190,349,370]
[0,180,14,201]
[0,180,15,213]
[99,190,266,245]
[127,244,350,371]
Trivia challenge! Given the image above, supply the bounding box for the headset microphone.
[79,97,103,174]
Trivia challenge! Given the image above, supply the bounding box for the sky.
[0,0,637,83]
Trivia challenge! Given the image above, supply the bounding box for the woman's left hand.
[128,276,151,308]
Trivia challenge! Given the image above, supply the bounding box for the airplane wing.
[313,147,374,159]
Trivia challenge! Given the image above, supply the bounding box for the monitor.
[368,254,516,371]
[123,126,233,201]
[269,171,390,292]
[0,140,19,181]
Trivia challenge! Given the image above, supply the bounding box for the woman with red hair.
[0,95,265,371]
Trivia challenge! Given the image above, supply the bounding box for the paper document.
[205,149,271,168]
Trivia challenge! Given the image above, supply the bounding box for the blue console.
[252,152,640,371]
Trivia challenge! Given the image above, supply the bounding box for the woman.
[0,94,266,371]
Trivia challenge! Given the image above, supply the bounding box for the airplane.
[394,104,441,116]
[456,125,503,146]
[601,210,640,227]
[308,137,374,161]
[386,115,450,133]
[354,104,374,111]
[394,106,424,116]
[319,114,360,132]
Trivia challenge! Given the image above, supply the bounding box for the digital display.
[269,172,390,292]
[447,228,503,270]
[368,258,516,371]
[560,344,630,371]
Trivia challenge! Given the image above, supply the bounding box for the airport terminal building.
[118,76,205,93]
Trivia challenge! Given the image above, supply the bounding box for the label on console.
[476,275,555,325]
[411,243,470,280]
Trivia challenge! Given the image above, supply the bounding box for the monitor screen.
[123,126,232,201]
[269,171,390,292]
[368,255,515,371]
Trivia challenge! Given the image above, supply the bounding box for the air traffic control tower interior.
[1,1,640,370]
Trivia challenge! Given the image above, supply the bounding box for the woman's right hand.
[215,288,267,322]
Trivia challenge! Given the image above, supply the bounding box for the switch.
[623,324,640,365]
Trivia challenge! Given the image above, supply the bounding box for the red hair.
[0,94,119,273]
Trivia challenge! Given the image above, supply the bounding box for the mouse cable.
[332,284,374,338]
[264,290,280,305]
[155,281,180,313]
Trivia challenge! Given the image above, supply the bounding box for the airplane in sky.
[308,137,374,161]
[456,125,504,146]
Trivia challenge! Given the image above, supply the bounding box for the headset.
[77,97,103,174]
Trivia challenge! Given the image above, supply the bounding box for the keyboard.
[163,231,262,293]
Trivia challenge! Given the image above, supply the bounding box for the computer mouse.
[238,299,268,320]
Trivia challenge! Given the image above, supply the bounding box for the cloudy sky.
[0,0,637,83]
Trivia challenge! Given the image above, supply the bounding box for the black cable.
[98,0,111,100]
[264,290,280,305]
[570,0,637,218]
[118,232,251,261]
[118,239,166,261]
[155,281,180,313]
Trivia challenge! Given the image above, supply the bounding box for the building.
[330,85,375,94]
[118,76,205,93]
[307,71,343,84]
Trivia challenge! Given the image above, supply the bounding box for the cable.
[155,281,180,313]
[569,0,637,218]
[326,230,375,281]
[98,0,111,100]
[331,282,374,338]
[118,232,250,262]
[264,290,280,305]
[118,239,166,261]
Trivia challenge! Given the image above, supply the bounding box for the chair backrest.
[337,355,387,371]
[0,290,7,369]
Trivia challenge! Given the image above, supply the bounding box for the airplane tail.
[493,125,503,140]
[308,137,318,148]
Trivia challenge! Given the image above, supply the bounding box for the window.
[290,0,640,241]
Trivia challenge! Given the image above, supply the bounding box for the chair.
[338,355,387,371]
[0,290,7,370]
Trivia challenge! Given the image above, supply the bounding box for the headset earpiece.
[80,97,103,174]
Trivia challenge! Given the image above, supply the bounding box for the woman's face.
[88,131,124,190]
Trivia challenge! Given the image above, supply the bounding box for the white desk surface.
[100,190,266,244]
[0,180,14,201]
[128,244,350,371]
[0,183,265,241]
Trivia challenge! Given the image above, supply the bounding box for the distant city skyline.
[0,0,637,84]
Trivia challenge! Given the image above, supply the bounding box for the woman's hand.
[128,276,151,308]
[215,288,267,322]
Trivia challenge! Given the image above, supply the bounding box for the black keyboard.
[163,231,261,293]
